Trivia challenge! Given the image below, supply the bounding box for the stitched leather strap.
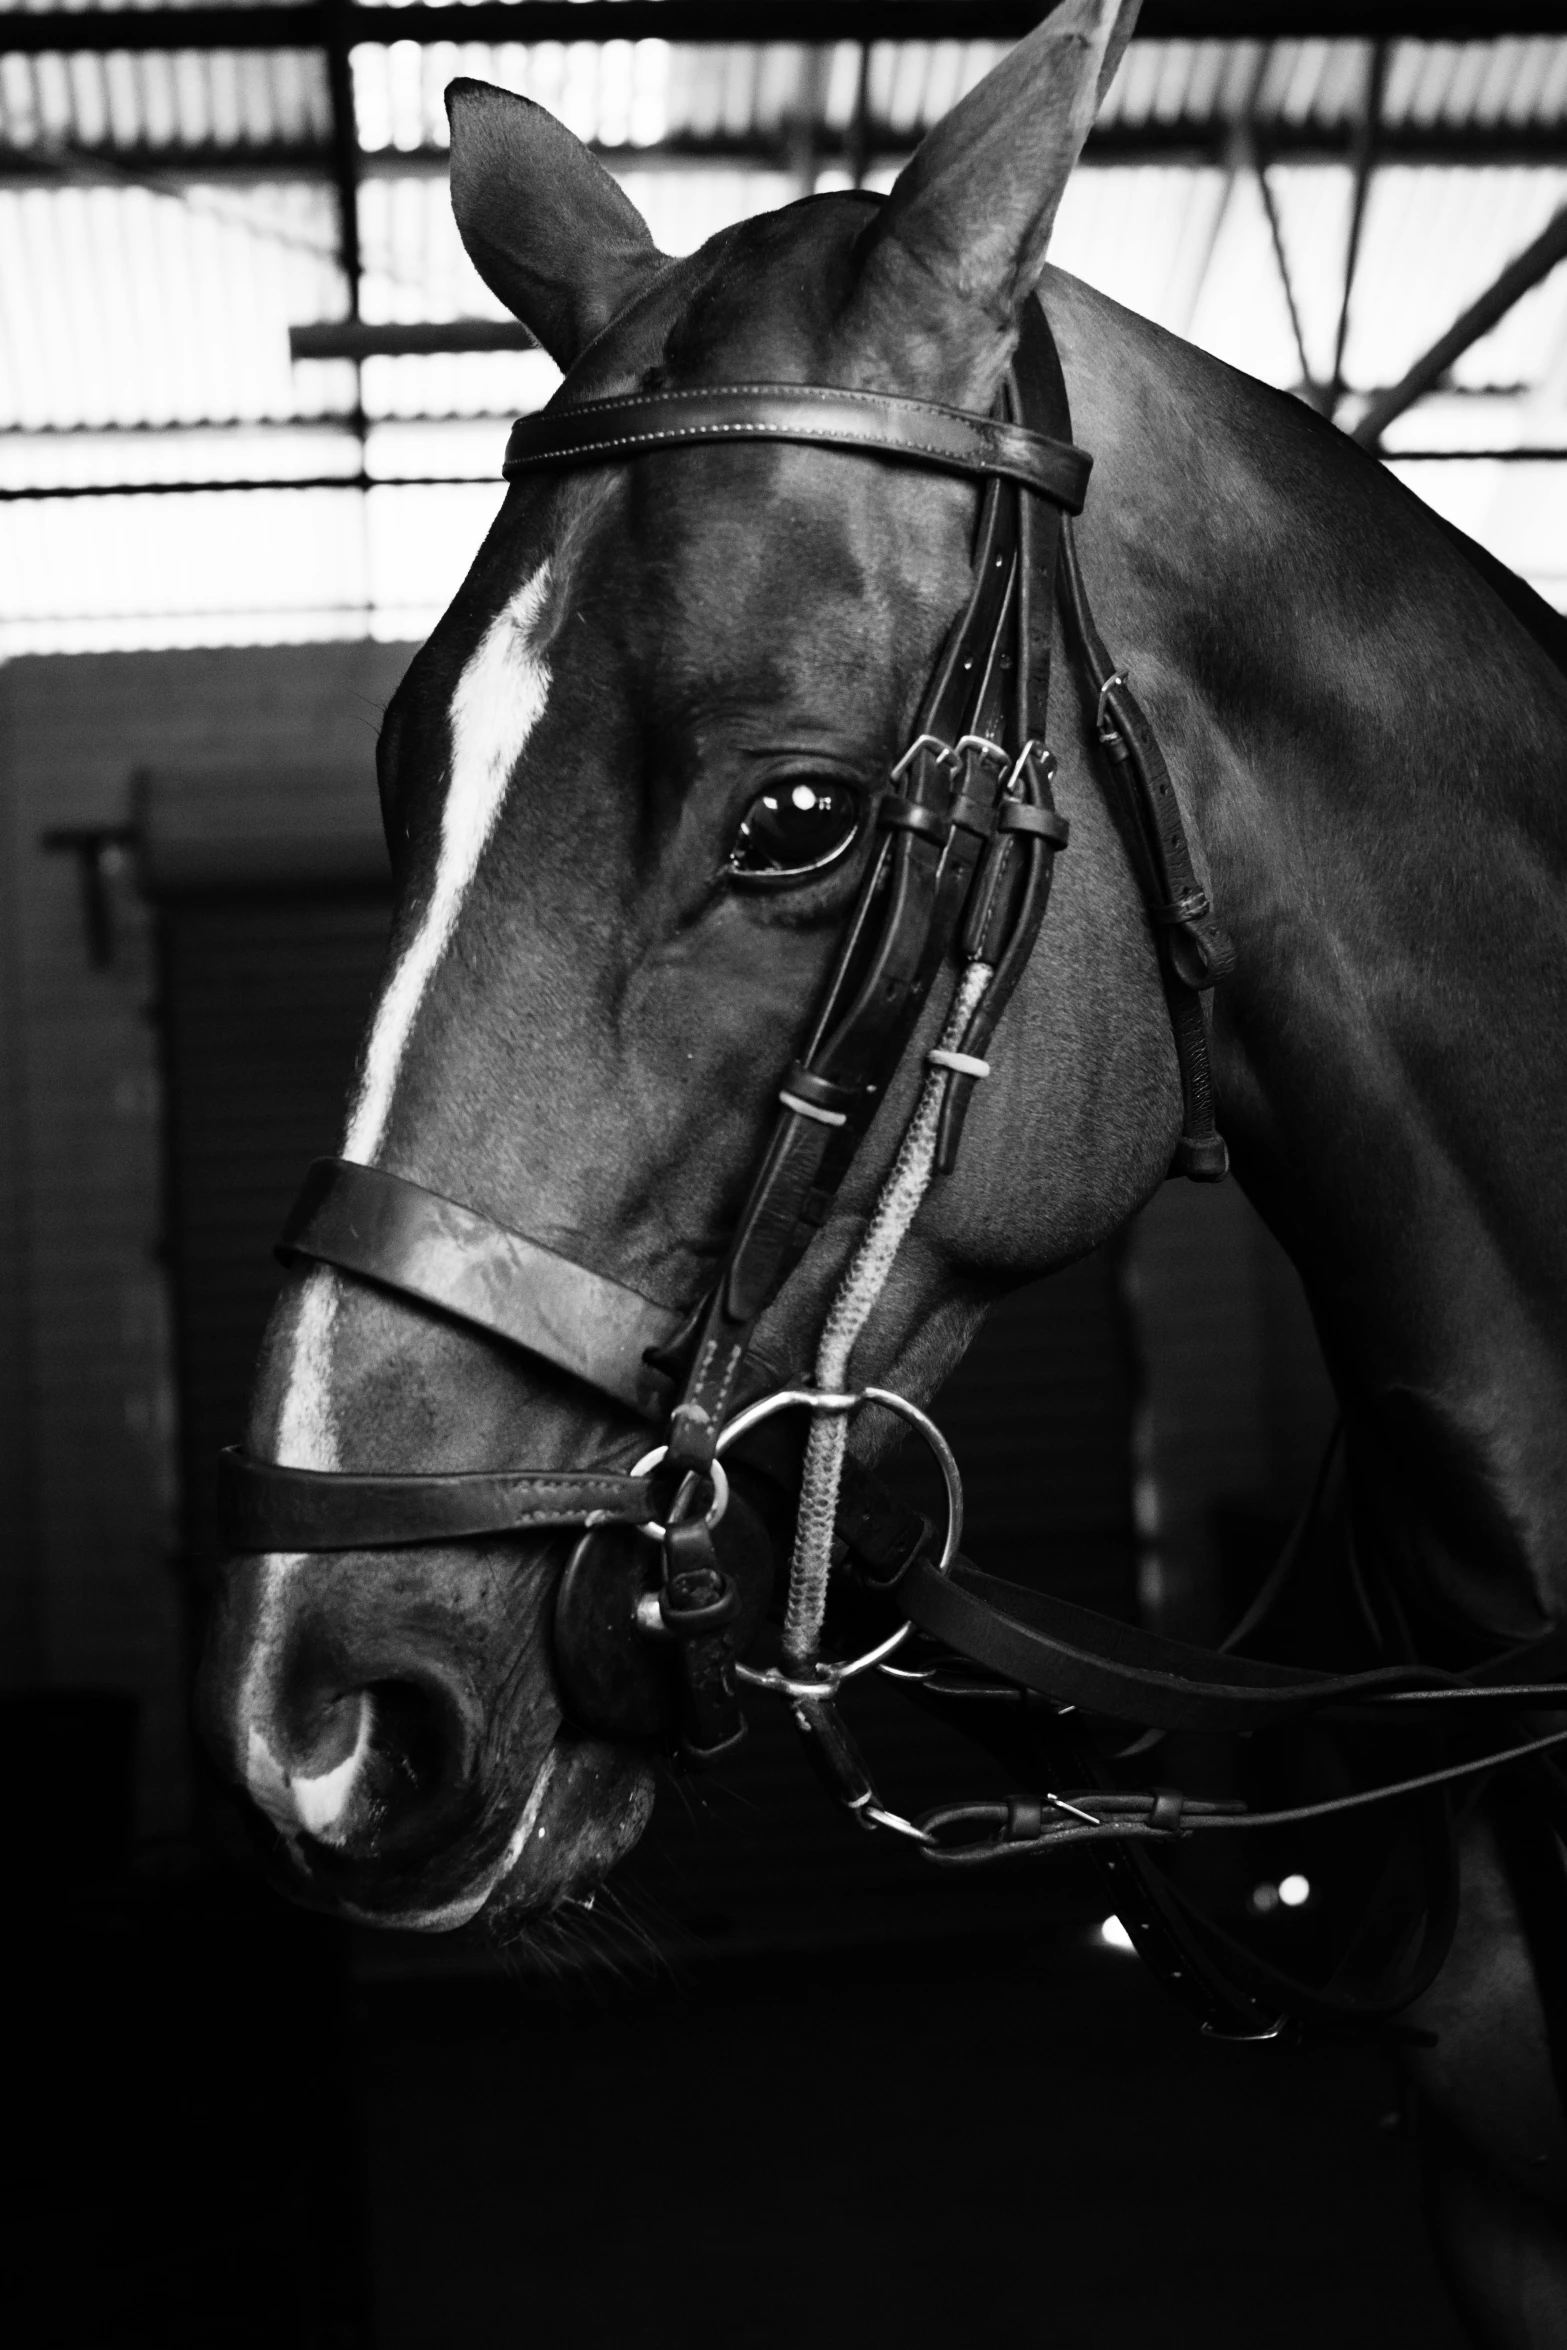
[219,1449,653,1552]
[280,1157,679,1420]
[504,384,1093,511]
[898,1554,1473,1733]
[1057,520,1235,1180]
[935,299,1074,1172]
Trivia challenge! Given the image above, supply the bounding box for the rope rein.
[783,961,993,1667]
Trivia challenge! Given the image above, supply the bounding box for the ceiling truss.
[4,4,1567,498]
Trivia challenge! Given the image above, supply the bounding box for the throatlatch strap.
[1057,520,1235,1181]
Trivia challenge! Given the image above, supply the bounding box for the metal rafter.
[324,0,361,316]
[1327,38,1387,417]
[11,444,1567,500]
[0,3,1562,54]
[1236,118,1316,403]
[1353,204,1567,448]
[5,121,1564,192]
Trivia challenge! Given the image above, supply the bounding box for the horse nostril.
[254,1659,480,1860]
[359,1677,464,1821]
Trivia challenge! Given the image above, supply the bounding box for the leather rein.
[220,300,1567,2031]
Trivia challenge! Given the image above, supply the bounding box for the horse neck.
[1054,273,1567,1637]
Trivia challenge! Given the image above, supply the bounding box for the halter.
[219,298,1567,2038]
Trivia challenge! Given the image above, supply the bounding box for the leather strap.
[280,1157,678,1420]
[935,298,1073,1172]
[1057,521,1235,1180]
[219,1448,652,1552]
[899,1554,1475,1734]
[504,384,1093,511]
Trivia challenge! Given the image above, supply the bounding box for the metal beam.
[323,0,361,315]
[12,446,1567,500]
[1380,446,1567,460]
[1353,204,1567,448]
[290,321,535,357]
[0,475,485,498]
[1327,38,1386,415]
[5,120,1564,192]
[1,4,1563,57]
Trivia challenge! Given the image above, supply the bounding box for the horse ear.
[446,80,667,369]
[836,0,1139,401]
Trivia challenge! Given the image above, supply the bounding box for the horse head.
[199,0,1199,1931]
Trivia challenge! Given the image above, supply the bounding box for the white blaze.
[271,559,557,1479]
[346,561,556,1165]
[245,566,557,1836]
[274,1267,342,1472]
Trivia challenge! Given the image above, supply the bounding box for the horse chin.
[476,1735,658,1933]
[471,1732,658,1929]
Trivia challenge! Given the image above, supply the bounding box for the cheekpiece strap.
[504,384,1093,512]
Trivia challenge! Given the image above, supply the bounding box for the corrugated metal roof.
[2,25,1566,650]
[0,42,329,149]
[0,177,344,427]
[1347,163,1567,391]
[2,35,1565,160]
[0,475,504,654]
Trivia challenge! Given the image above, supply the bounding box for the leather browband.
[219,1451,652,1552]
[280,1157,679,1421]
[503,384,1093,512]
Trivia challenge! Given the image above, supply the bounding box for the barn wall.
[0,642,412,1836]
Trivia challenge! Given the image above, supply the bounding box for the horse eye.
[726,778,861,884]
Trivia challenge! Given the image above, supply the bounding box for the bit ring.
[710,1383,964,1689]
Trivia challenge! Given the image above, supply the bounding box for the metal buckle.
[1005,737,1056,796]
[954,733,1011,776]
[889,732,961,786]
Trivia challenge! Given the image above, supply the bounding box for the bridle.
[220,297,1567,2038]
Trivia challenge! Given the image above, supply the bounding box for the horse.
[198,3,1567,2334]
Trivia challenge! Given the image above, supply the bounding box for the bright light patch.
[1278,1873,1311,1908]
[790,782,817,810]
[1099,1915,1134,1952]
